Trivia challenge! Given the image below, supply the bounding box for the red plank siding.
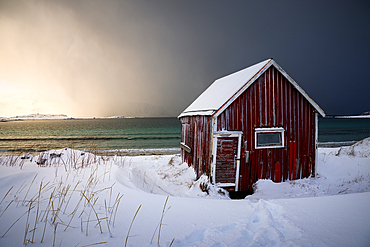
[216,66,316,191]
[180,115,212,178]
[180,65,318,192]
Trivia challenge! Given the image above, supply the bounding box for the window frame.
[255,127,285,149]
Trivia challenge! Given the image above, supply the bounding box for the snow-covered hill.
[0,139,369,246]
[2,113,69,121]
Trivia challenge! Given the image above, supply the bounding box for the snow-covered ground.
[0,139,369,246]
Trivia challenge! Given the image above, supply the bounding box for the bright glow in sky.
[0,1,172,117]
[1,0,369,117]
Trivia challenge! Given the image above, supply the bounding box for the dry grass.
[1,176,123,245]
[0,149,126,246]
[0,150,27,168]
[0,148,177,246]
[125,204,142,247]
[151,195,171,245]
[0,186,13,206]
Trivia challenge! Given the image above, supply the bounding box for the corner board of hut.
[178,58,325,193]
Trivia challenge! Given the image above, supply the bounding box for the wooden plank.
[180,142,191,153]
[284,75,289,180]
[302,98,308,178]
[292,142,297,180]
[274,162,281,182]
[244,88,252,190]
[267,148,272,179]
[264,71,268,126]
[295,92,300,179]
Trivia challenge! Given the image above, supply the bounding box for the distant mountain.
[11,113,68,119]
[1,113,69,121]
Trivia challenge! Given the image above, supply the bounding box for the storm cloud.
[0,0,369,117]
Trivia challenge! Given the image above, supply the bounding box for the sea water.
[0,118,181,154]
[318,117,370,146]
[0,117,369,153]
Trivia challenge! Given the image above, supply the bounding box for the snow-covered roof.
[178,58,325,118]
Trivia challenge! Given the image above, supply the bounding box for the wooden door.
[215,137,239,186]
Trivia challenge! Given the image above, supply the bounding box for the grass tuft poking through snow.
[125,204,141,247]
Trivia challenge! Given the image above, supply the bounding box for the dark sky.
[1,0,369,117]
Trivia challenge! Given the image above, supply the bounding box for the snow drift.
[0,138,369,246]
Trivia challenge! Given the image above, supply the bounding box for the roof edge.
[179,58,326,119]
[271,60,326,117]
[178,110,215,118]
[213,59,325,118]
[213,58,274,117]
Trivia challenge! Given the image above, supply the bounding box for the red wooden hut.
[178,58,325,192]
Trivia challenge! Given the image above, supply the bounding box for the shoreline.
[0,115,176,122]
[2,113,369,122]
[0,147,181,156]
[0,140,359,156]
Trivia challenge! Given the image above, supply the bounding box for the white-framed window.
[255,127,285,149]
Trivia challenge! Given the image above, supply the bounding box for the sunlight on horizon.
[0,1,172,118]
